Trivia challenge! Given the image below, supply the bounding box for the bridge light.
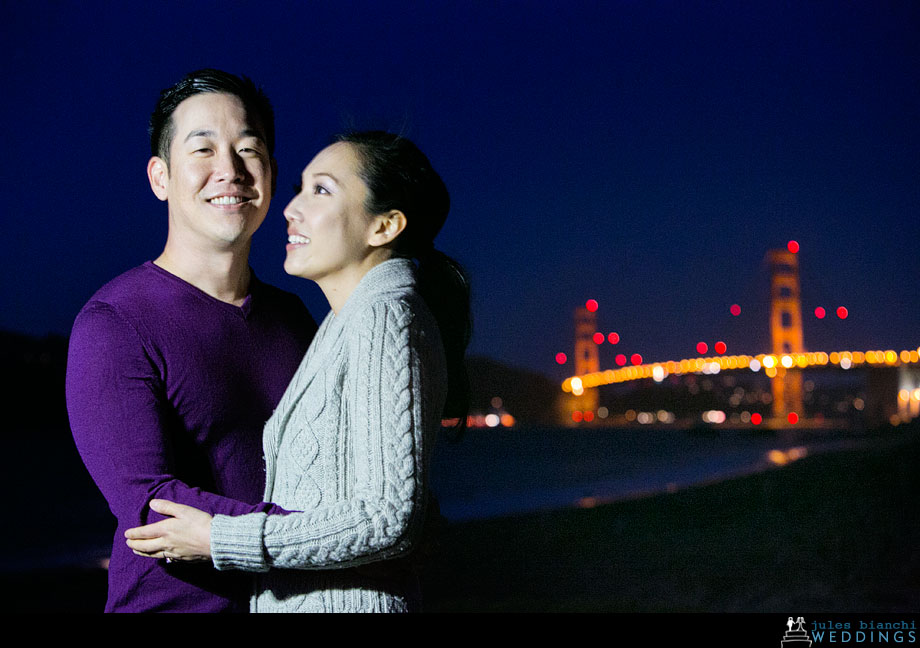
[885,350,897,364]
[585,299,598,312]
[840,357,852,370]
[607,332,619,344]
[814,306,826,319]
[836,306,848,319]
[592,332,604,345]
[715,341,727,355]
[555,352,567,365]
[787,240,800,253]
[696,341,708,354]
[762,355,776,369]
[750,359,761,372]
[781,355,794,368]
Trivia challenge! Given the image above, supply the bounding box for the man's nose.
[214,149,247,182]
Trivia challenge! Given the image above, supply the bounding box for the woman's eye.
[313,184,330,195]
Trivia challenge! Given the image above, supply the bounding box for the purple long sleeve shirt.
[66,262,316,613]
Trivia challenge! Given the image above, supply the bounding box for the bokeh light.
[714,341,727,354]
[630,353,643,366]
[555,352,567,365]
[607,332,620,344]
[585,299,598,312]
[730,304,741,316]
[571,411,583,423]
[583,411,595,422]
[751,413,763,425]
[787,412,799,424]
[592,332,604,344]
[837,306,848,319]
[615,354,627,366]
[787,240,799,253]
[814,306,826,319]
[696,342,708,354]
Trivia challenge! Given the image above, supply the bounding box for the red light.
[787,412,799,424]
[814,307,826,319]
[751,413,763,425]
[572,411,583,423]
[836,306,848,319]
[630,353,643,366]
[592,332,604,345]
[615,354,627,366]
[730,304,741,317]
[608,332,620,344]
[787,240,800,254]
[585,299,598,313]
[715,341,727,355]
[583,411,595,422]
[696,342,708,354]
[555,352,567,365]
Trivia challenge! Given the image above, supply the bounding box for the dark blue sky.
[3,1,918,381]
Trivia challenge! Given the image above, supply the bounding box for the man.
[66,69,316,612]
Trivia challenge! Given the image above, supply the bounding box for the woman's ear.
[368,210,407,247]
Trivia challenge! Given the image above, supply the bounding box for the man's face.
[147,92,274,252]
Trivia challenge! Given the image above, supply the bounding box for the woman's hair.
[336,131,471,429]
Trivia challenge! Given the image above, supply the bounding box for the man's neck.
[154,242,253,306]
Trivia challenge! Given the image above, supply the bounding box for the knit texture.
[210,258,447,612]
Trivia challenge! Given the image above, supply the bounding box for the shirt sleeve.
[66,302,288,529]
[209,299,446,572]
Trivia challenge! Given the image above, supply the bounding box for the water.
[2,425,871,571]
[429,425,871,521]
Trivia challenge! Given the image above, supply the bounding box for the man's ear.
[368,210,408,247]
[147,156,169,202]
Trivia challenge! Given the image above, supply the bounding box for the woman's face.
[283,142,379,283]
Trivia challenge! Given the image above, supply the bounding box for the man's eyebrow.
[240,128,266,142]
[182,128,266,143]
[184,129,214,142]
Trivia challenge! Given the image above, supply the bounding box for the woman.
[125,131,470,612]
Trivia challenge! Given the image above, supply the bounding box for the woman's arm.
[126,299,447,571]
[208,299,447,572]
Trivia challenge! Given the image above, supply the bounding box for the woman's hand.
[125,499,214,563]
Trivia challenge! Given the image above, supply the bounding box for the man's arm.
[66,302,286,528]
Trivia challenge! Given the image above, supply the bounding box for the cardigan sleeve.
[209,298,446,572]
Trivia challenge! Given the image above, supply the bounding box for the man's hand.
[125,499,214,563]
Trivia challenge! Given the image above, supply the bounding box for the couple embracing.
[66,68,469,613]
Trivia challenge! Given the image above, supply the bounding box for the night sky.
[3,1,918,383]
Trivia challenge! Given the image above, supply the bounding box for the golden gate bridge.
[558,242,920,428]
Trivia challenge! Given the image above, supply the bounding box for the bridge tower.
[573,305,599,413]
[767,249,805,420]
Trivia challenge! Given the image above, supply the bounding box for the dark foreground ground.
[4,424,918,613]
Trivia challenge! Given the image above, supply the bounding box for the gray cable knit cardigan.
[209,259,447,612]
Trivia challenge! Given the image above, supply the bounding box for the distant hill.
[465,356,559,426]
[0,331,561,431]
[0,330,70,433]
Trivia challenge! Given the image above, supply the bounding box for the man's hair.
[148,68,275,166]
